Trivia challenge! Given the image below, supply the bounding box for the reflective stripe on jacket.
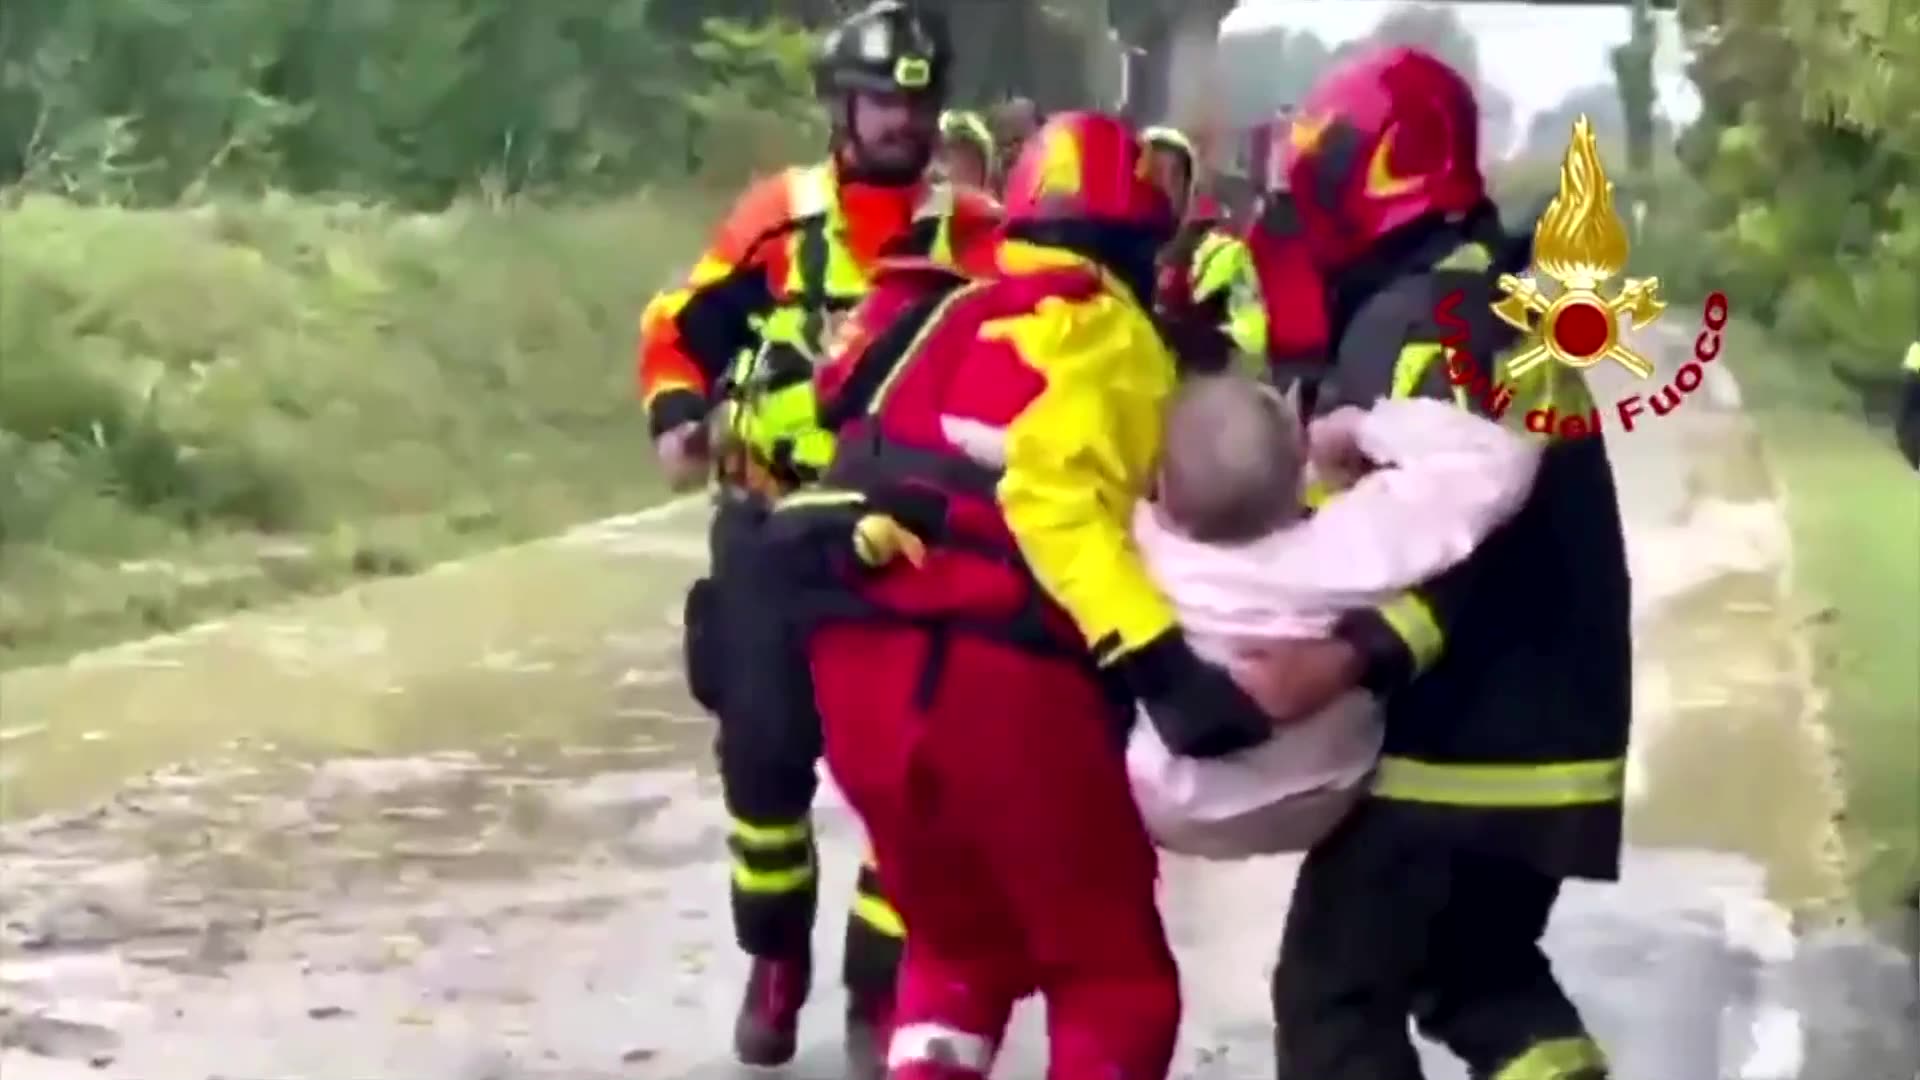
[717,164,958,473]
[635,161,999,454]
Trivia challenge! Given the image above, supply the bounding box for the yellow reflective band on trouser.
[734,862,816,893]
[852,853,904,938]
[729,816,817,894]
[1373,756,1627,808]
[1377,591,1442,673]
[1489,1035,1609,1079]
[1904,341,1920,374]
[852,893,905,938]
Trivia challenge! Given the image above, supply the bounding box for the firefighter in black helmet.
[635,3,999,1076]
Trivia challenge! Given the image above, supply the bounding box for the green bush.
[0,5,822,206]
[0,189,725,665]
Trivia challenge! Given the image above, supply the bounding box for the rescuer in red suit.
[766,112,1316,1080]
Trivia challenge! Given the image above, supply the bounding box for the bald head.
[1157,374,1305,543]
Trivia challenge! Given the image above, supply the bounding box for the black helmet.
[814,1,951,101]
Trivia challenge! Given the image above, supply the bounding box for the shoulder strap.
[883,180,954,260]
[819,273,976,431]
[787,163,835,348]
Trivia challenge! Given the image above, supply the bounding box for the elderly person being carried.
[1128,374,1542,858]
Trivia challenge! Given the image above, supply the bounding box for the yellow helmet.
[938,109,996,170]
[1142,124,1199,196]
[1141,125,1196,159]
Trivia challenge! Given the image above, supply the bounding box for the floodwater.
[2,329,1916,1080]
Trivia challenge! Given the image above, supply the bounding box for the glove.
[1110,630,1273,759]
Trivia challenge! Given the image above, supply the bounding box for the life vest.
[720,164,956,482]
[785,265,1109,696]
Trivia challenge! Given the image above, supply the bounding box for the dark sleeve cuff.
[647,388,708,438]
[1333,608,1414,694]
[1102,629,1186,699]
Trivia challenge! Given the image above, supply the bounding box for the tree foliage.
[1349,4,1481,87]
[1524,83,1670,161]
[1219,27,1334,127]
[1218,6,1512,163]
[1608,0,1658,174]
[0,0,824,206]
[1670,0,1918,371]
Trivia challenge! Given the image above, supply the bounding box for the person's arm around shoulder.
[1346,396,1540,537]
[1277,398,1538,611]
[992,284,1275,758]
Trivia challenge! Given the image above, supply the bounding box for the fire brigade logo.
[1493,115,1664,379]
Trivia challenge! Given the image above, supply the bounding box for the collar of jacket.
[996,240,1136,301]
[1327,202,1512,335]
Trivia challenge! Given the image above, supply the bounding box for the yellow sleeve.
[985,291,1181,664]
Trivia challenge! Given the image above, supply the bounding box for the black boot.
[733,953,811,1067]
[844,980,896,1080]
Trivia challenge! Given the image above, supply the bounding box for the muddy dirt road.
[2,329,1916,1079]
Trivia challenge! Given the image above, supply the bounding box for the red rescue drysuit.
[778,241,1189,1080]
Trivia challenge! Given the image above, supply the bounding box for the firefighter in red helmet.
[1264,46,1627,1080]
[764,112,1293,1080]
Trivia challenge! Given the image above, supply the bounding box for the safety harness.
[770,272,1102,709]
[715,165,955,492]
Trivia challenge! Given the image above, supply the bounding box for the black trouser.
[684,493,903,995]
[1272,800,1609,1080]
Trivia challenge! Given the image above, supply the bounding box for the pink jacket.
[1127,398,1543,859]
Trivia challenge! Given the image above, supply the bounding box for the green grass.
[1722,319,1920,919]
[0,189,724,669]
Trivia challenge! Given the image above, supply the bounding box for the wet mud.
[2,333,1916,1079]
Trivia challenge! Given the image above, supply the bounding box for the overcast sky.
[1222,0,1703,127]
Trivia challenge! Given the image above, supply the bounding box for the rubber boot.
[733,954,810,1067]
[844,982,897,1080]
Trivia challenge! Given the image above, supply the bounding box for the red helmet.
[1002,112,1174,237]
[1284,47,1485,270]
